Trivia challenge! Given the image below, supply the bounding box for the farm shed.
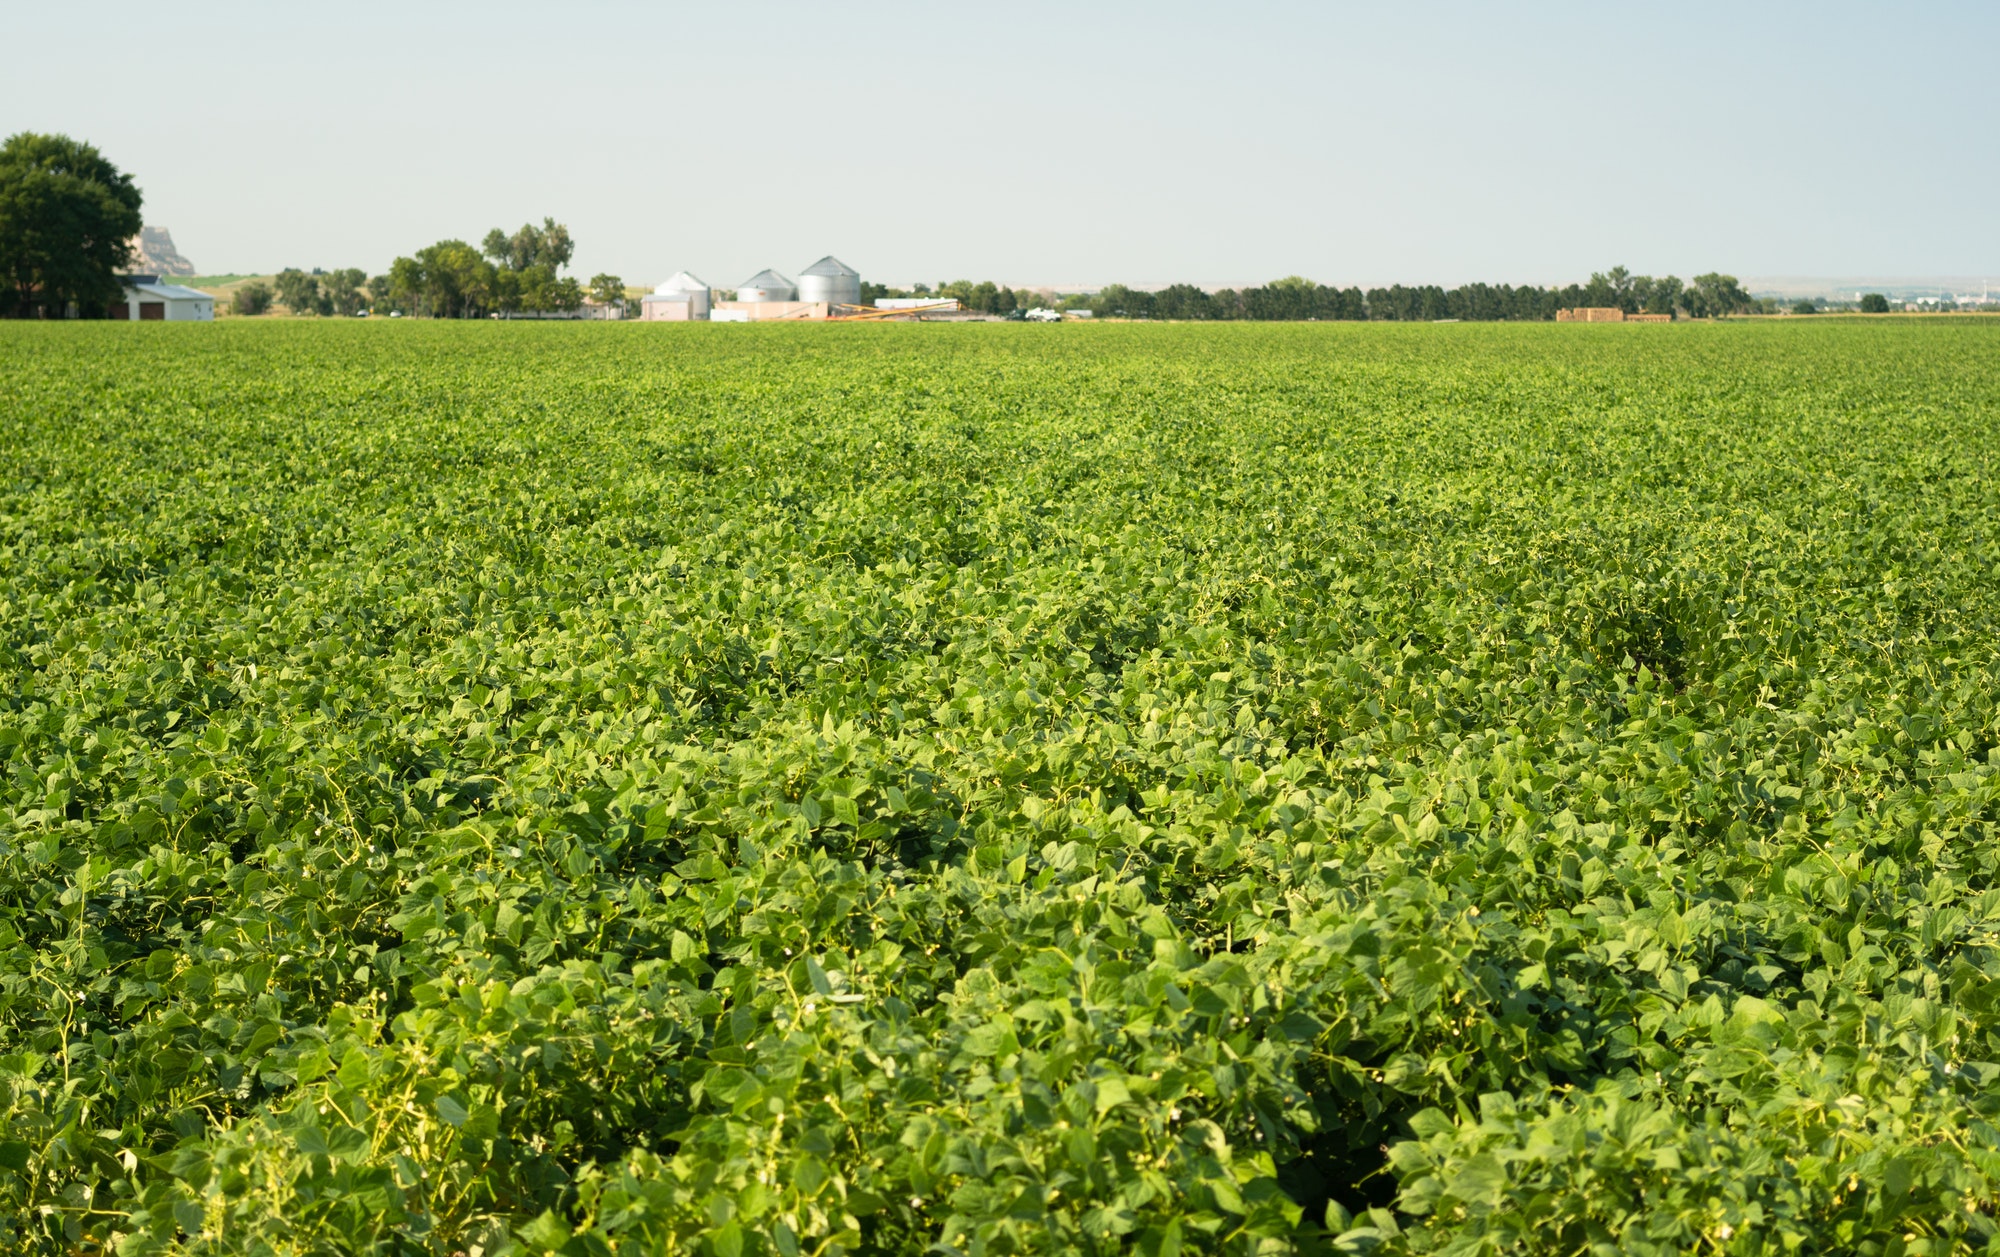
[108,276,214,321]
[873,298,960,312]
[710,300,830,321]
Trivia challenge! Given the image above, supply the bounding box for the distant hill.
[1746,275,1995,302]
[129,226,196,277]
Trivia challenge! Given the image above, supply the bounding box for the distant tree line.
[1084,268,1758,321]
[868,267,1762,321]
[236,222,628,318]
[249,268,369,316]
[862,280,1056,314]
[372,220,619,318]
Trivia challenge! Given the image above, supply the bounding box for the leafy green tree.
[482,219,575,273]
[1859,292,1891,313]
[1606,265,1635,309]
[588,273,623,307]
[386,242,496,318]
[386,257,424,313]
[466,219,582,316]
[274,268,324,316]
[546,275,584,312]
[231,280,273,316]
[1090,283,1156,318]
[1642,276,1684,315]
[1152,284,1215,320]
[1580,267,1639,311]
[491,266,525,315]
[0,132,143,318]
[322,268,366,316]
[418,241,496,318]
[1685,273,1754,318]
[1791,300,1817,315]
[518,265,562,313]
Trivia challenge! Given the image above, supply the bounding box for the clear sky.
[7,1,1994,289]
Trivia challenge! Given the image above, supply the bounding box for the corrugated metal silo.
[656,272,711,318]
[737,269,797,302]
[797,256,861,307]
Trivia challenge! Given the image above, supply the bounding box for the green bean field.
[3,319,1999,1255]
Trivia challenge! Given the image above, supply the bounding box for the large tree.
[0,132,143,318]
[1685,272,1754,318]
[468,218,581,316]
[274,268,325,316]
[481,218,574,273]
[324,268,366,316]
[392,240,495,318]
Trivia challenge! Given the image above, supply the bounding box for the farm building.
[643,259,866,322]
[640,272,712,321]
[108,277,214,321]
[873,298,960,312]
[710,300,830,322]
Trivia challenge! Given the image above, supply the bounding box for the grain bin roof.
[656,272,708,293]
[799,255,858,278]
[740,269,793,289]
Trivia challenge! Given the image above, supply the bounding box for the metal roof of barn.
[130,282,212,300]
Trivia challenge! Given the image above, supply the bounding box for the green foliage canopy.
[381,220,582,319]
[588,273,624,308]
[230,281,273,317]
[273,269,324,317]
[0,132,143,319]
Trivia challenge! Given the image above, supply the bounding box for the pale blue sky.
[7,1,1994,288]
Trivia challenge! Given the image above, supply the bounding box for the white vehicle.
[1024,307,1063,322]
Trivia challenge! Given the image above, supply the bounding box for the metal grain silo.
[656,271,711,318]
[737,269,796,302]
[797,256,860,307]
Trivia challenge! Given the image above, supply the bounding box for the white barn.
[109,276,214,321]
